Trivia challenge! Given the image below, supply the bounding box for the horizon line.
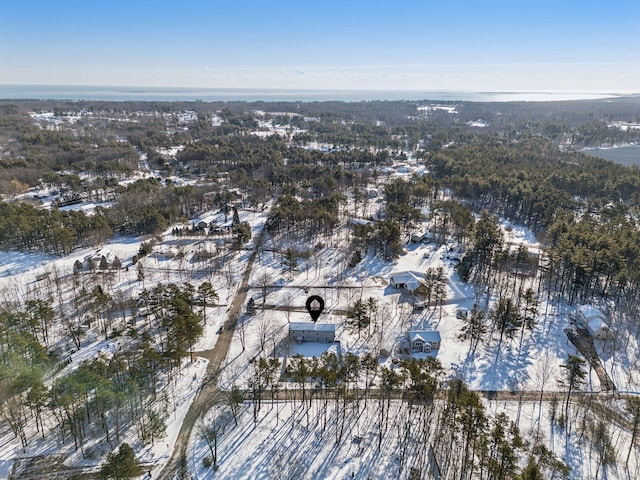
[1,83,638,95]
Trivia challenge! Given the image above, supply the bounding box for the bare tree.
[625,397,640,469]
[256,271,273,306]
[532,352,554,435]
[257,313,271,353]
[198,409,230,470]
[235,316,248,351]
[283,292,295,323]
[1,396,28,451]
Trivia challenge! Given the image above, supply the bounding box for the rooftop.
[408,330,441,343]
[289,322,336,332]
[578,305,606,320]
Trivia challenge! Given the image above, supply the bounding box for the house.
[410,231,431,243]
[288,322,336,343]
[576,305,606,327]
[194,214,218,229]
[407,330,441,353]
[348,218,373,227]
[586,317,615,340]
[389,271,425,293]
[84,247,115,268]
[576,305,614,340]
[397,330,441,355]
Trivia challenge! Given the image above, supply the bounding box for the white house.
[576,305,614,340]
[84,247,115,267]
[390,271,425,293]
[586,317,615,340]
[288,322,336,343]
[404,330,441,354]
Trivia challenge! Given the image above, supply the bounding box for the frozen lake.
[582,144,640,166]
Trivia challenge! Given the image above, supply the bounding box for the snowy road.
[159,222,268,480]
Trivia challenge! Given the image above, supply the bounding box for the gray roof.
[289,322,336,332]
[408,330,441,343]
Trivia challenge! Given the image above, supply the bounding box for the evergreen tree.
[518,457,544,480]
[492,297,521,342]
[345,298,371,336]
[458,304,487,350]
[99,443,143,479]
[558,355,587,431]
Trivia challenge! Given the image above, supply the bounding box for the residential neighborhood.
[0,93,639,480]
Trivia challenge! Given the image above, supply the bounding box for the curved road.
[159,225,268,480]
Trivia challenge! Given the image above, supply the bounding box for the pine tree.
[558,355,587,433]
[99,443,143,479]
[345,299,371,336]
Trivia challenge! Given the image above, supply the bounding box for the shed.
[288,322,336,343]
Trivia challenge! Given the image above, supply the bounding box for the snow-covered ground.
[188,215,640,479]
[0,205,268,477]
[0,197,638,478]
[184,393,640,480]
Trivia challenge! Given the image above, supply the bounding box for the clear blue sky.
[1,0,639,92]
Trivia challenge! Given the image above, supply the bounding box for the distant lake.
[582,145,640,167]
[0,84,623,103]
